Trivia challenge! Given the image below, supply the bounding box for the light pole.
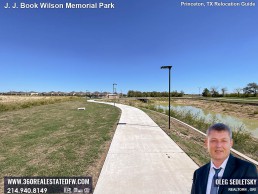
[161,66,172,129]
[113,83,117,106]
[86,90,89,100]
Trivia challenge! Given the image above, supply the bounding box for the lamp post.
[113,83,117,106]
[161,66,172,129]
[86,90,89,100]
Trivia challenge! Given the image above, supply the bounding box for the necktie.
[210,167,222,194]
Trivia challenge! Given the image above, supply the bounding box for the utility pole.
[113,83,117,106]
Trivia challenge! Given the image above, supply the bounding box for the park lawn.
[0,100,120,192]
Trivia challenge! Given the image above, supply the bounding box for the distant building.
[107,93,119,99]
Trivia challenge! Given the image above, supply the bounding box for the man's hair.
[206,123,232,139]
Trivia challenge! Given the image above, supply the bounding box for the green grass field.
[0,99,120,192]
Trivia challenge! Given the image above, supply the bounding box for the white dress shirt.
[206,156,229,194]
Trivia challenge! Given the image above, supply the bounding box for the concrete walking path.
[91,101,199,194]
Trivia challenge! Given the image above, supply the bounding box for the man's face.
[206,129,233,164]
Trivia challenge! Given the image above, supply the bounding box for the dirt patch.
[85,137,112,189]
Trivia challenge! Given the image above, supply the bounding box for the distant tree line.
[127,90,184,97]
[202,82,258,97]
[0,91,122,98]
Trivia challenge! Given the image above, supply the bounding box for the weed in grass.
[232,125,251,148]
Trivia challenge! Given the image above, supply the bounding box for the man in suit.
[191,123,257,194]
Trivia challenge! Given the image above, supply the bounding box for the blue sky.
[0,0,257,94]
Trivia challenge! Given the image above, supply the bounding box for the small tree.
[210,87,219,97]
[234,88,242,97]
[202,88,210,97]
[243,82,258,96]
[221,87,227,97]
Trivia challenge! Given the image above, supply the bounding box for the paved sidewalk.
[91,101,198,194]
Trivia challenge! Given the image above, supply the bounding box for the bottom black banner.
[4,176,92,193]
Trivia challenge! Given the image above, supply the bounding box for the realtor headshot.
[191,123,258,194]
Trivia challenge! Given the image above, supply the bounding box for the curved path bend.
[91,101,199,194]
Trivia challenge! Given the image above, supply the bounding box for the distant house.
[107,93,119,99]
[30,92,39,96]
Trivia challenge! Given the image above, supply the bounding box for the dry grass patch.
[0,95,78,112]
[173,98,258,119]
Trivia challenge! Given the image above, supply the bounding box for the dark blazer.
[191,154,258,194]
